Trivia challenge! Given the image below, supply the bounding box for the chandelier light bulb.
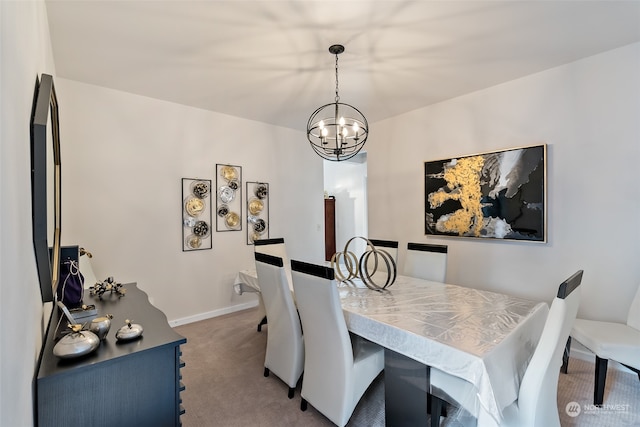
[321,127,329,144]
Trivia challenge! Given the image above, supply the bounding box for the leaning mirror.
[31,74,61,303]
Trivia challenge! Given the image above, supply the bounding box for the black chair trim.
[369,239,399,249]
[407,242,448,254]
[291,260,335,281]
[621,363,640,379]
[254,237,285,246]
[557,270,583,299]
[254,252,284,267]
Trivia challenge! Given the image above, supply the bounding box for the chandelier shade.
[306,45,369,162]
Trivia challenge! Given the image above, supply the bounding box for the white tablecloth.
[339,276,549,426]
[233,269,260,295]
[234,267,294,295]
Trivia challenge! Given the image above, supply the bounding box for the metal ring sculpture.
[331,236,397,291]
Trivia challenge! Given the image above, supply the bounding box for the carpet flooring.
[174,307,639,427]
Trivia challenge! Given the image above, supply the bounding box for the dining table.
[234,269,549,427]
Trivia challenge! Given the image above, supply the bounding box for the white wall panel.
[56,79,324,323]
[367,43,640,322]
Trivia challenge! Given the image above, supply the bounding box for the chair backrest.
[254,237,287,258]
[254,238,292,288]
[403,242,448,282]
[626,284,640,331]
[290,260,354,414]
[254,252,304,387]
[517,270,583,427]
[368,239,399,263]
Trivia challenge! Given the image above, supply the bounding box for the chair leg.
[429,395,446,427]
[300,398,308,411]
[594,356,608,406]
[257,315,267,332]
[426,394,447,418]
[288,387,295,399]
[561,337,571,374]
[264,367,270,377]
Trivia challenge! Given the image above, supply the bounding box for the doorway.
[323,151,368,256]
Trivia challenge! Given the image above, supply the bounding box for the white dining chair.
[403,242,448,282]
[254,252,304,399]
[254,237,289,266]
[563,283,640,405]
[368,239,399,263]
[290,259,384,427]
[253,237,290,332]
[430,270,583,427]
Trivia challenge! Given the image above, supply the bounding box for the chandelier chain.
[334,53,340,103]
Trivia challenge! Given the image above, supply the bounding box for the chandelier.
[307,44,369,162]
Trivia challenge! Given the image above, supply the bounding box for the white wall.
[367,43,640,322]
[1,1,57,426]
[57,79,325,324]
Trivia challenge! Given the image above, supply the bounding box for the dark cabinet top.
[37,283,186,380]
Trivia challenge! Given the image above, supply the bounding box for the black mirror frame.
[31,74,61,303]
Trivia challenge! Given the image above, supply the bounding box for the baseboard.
[169,300,259,327]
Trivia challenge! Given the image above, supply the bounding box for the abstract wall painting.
[424,144,546,242]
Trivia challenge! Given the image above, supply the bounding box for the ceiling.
[46,1,640,132]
